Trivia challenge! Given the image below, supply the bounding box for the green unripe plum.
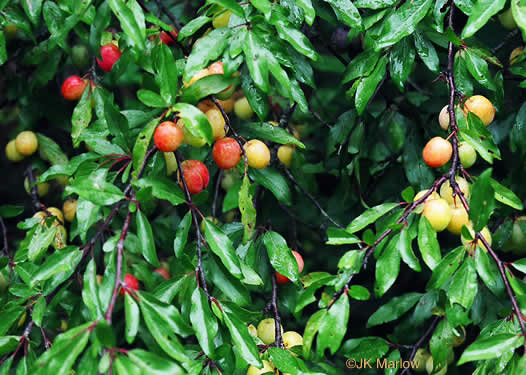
[5,140,24,162]
[283,331,303,354]
[422,198,452,232]
[213,10,231,29]
[458,142,477,168]
[413,348,431,373]
[439,177,470,207]
[234,97,254,120]
[72,45,90,70]
[246,360,274,375]
[182,126,207,147]
[24,176,50,197]
[257,318,283,345]
[499,8,517,30]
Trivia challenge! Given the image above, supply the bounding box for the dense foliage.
[2,0,526,374]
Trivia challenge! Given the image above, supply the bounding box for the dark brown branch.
[153,0,182,30]
[0,217,8,258]
[105,200,133,324]
[401,316,441,375]
[25,167,43,212]
[270,273,284,349]
[212,170,222,219]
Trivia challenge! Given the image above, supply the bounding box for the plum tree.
[206,109,227,140]
[277,145,294,167]
[422,137,452,167]
[447,205,469,235]
[246,360,274,375]
[438,105,449,130]
[282,331,303,350]
[413,190,440,214]
[5,140,24,162]
[461,224,492,248]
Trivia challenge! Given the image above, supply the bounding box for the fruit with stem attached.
[422,137,452,168]
[458,142,477,168]
[213,137,241,169]
[277,145,294,168]
[244,140,270,169]
[257,318,283,345]
[5,140,24,162]
[447,205,469,235]
[160,26,179,45]
[61,75,88,101]
[120,274,139,296]
[154,121,184,152]
[206,109,227,140]
[180,160,210,194]
[97,44,121,72]
[422,198,452,232]
[463,95,496,126]
[413,190,440,214]
[234,97,254,120]
[439,105,450,131]
[439,177,470,207]
[15,131,39,156]
[63,199,77,222]
[276,251,304,284]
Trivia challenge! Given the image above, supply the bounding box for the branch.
[401,316,441,375]
[270,273,284,349]
[153,0,182,31]
[212,170,222,219]
[25,167,43,212]
[105,199,133,324]
[174,151,211,300]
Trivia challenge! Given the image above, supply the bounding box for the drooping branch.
[401,316,441,375]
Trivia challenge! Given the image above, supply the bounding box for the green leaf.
[136,209,159,267]
[346,203,399,233]
[323,0,362,29]
[326,227,361,245]
[221,306,262,367]
[178,16,211,39]
[389,36,415,91]
[464,49,496,91]
[349,285,370,300]
[372,0,433,50]
[173,211,192,257]
[475,249,505,297]
[343,50,380,84]
[317,293,349,355]
[65,169,125,206]
[107,0,146,50]
[374,234,401,297]
[208,0,245,18]
[426,246,465,290]
[0,336,20,357]
[457,333,522,365]
[21,0,42,25]
[512,258,526,274]
[82,260,103,320]
[36,133,68,165]
[512,0,526,41]
[131,117,160,180]
[241,66,270,121]
[32,296,46,327]
[27,225,56,261]
[413,30,439,73]
[429,319,454,369]
[239,122,305,149]
[127,350,184,375]
[263,231,300,284]
[125,293,140,344]
[173,103,214,145]
[490,178,523,211]
[417,215,442,270]
[184,28,230,81]
[71,88,93,147]
[447,257,478,309]
[0,30,6,66]
[296,0,315,25]
[355,55,387,115]
[367,292,423,327]
[203,220,243,278]
[273,20,318,60]
[30,246,83,287]
[303,309,326,359]
[0,205,24,218]
[461,0,506,38]
[190,288,218,356]
[469,168,495,231]
[181,74,236,104]
[137,90,167,108]
[248,167,292,205]
[239,175,257,243]
[398,227,421,271]
[135,176,185,206]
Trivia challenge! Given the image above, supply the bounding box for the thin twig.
[401,317,441,375]
[270,273,284,349]
[212,170,222,219]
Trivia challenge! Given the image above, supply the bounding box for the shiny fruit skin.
[447,205,469,235]
[439,105,449,130]
[257,318,283,345]
[458,142,477,168]
[120,274,139,296]
[180,160,210,194]
[61,75,88,101]
[63,200,77,222]
[24,177,50,197]
[413,190,440,214]
[422,137,452,168]
[48,207,65,224]
[246,360,274,375]
[234,97,254,120]
[206,109,226,140]
[422,198,452,232]
[213,137,241,169]
[154,121,184,152]
[6,140,24,162]
[15,131,39,156]
[439,177,470,207]
[283,331,303,350]
[461,224,492,248]
[244,140,270,169]
[277,145,294,168]
[97,44,121,72]
[160,26,179,45]
[71,45,90,70]
[276,251,304,284]
[213,10,231,29]
[463,95,495,126]
[154,268,170,280]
